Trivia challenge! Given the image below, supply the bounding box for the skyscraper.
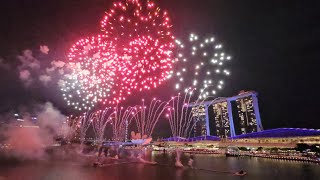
[212,101,231,138]
[191,105,207,137]
[237,96,257,134]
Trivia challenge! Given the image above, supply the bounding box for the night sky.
[0,0,319,130]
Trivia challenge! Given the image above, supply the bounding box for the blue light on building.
[188,91,263,138]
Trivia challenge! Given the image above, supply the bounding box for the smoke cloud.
[36,102,66,135]
[39,74,52,86]
[18,49,40,70]
[19,69,33,87]
[1,102,69,160]
[17,49,40,87]
[51,60,65,69]
[57,79,66,88]
[15,47,72,90]
[19,70,31,81]
[40,45,50,54]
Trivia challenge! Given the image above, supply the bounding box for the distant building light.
[14,114,19,117]
[17,119,24,121]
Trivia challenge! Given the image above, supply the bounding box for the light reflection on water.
[0,151,319,180]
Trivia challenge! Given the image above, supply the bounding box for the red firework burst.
[66,35,130,106]
[64,0,175,109]
[100,0,175,93]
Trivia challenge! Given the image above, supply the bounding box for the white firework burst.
[169,33,232,99]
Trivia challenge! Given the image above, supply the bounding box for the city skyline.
[0,1,320,179]
[0,0,319,130]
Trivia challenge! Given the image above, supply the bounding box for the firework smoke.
[1,102,68,160]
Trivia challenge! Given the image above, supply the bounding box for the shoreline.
[153,149,320,164]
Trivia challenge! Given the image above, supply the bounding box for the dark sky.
[0,0,319,129]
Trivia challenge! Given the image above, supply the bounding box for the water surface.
[0,151,319,180]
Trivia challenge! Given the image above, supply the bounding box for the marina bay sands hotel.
[189,91,263,138]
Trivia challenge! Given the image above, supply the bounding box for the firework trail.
[166,88,214,138]
[133,98,169,138]
[111,106,138,141]
[77,112,94,147]
[91,108,116,144]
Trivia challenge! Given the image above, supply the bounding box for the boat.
[234,170,247,176]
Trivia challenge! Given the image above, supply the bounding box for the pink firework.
[63,0,175,109]
[64,35,130,109]
[100,0,175,94]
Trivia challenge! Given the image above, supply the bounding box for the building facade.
[212,101,231,138]
[236,95,258,134]
[191,105,207,137]
[189,91,263,138]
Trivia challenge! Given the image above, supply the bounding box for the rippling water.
[0,151,319,180]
